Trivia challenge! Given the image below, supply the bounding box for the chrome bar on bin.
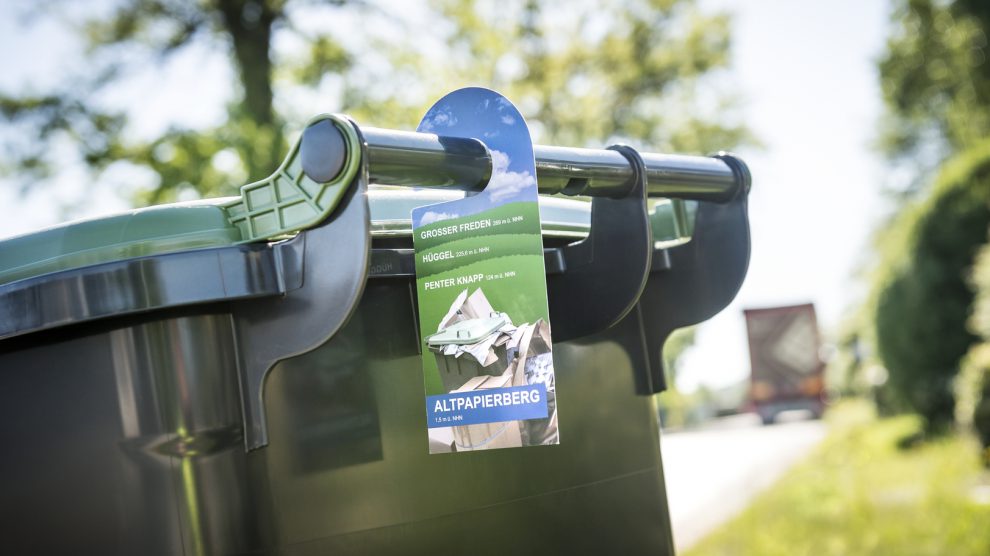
[360,126,749,202]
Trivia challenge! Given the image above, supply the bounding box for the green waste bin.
[0,113,751,555]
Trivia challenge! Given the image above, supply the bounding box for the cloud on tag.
[487,149,536,204]
[418,210,458,226]
[419,105,458,132]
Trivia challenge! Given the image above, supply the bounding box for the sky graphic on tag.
[411,87,538,230]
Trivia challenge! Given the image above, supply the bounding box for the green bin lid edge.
[0,199,242,286]
[0,190,693,287]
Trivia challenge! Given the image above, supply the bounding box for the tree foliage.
[971,243,990,341]
[872,143,990,432]
[848,0,990,434]
[2,0,356,202]
[419,0,750,152]
[878,0,990,186]
[662,325,697,382]
[0,0,749,207]
[963,239,990,460]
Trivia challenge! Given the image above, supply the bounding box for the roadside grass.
[684,400,990,556]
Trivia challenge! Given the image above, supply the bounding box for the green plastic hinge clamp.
[223,114,361,242]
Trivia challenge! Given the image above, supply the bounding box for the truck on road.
[744,303,825,425]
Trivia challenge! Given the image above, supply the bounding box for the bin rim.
[0,190,594,288]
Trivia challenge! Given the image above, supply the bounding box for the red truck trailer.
[744,303,825,425]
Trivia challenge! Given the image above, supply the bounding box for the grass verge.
[685,401,990,556]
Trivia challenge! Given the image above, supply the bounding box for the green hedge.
[873,142,990,432]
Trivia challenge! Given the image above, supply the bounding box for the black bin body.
[0,265,675,555]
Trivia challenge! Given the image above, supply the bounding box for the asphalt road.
[660,412,827,551]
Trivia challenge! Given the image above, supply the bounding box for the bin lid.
[0,188,593,287]
[0,199,242,286]
[426,312,510,346]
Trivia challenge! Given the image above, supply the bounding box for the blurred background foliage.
[965,241,990,461]
[0,0,751,206]
[873,146,990,432]
[878,0,990,190]
[832,0,990,449]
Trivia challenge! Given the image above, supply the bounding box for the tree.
[424,0,750,152]
[0,0,749,209]
[849,0,990,433]
[872,143,990,432]
[878,0,990,189]
[962,238,990,463]
[1,0,359,203]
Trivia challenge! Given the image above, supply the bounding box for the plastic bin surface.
[0,191,676,555]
